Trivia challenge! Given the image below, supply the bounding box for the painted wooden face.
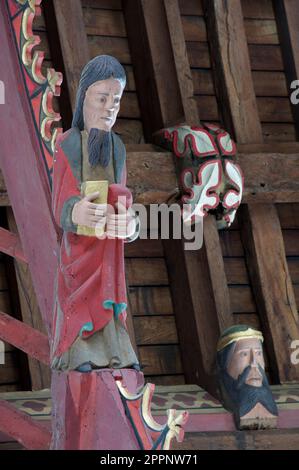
[83,77,123,132]
[227,338,265,387]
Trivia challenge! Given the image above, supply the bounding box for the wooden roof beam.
[274,0,299,138]
[126,149,299,204]
[203,0,299,382]
[0,311,50,366]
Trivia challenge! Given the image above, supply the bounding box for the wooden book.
[77,180,108,237]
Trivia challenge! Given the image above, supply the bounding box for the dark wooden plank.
[138,345,183,375]
[191,69,214,95]
[182,16,279,44]
[241,0,275,19]
[283,230,299,256]
[126,258,169,286]
[244,19,278,44]
[179,0,203,16]
[114,119,144,144]
[252,71,288,96]
[0,263,9,290]
[277,204,299,229]
[274,0,299,138]
[82,0,122,9]
[234,313,261,329]
[194,95,219,120]
[134,316,178,345]
[83,8,126,37]
[129,286,173,316]
[0,352,20,385]
[224,258,249,284]
[248,44,284,70]
[125,239,164,257]
[181,15,207,41]
[219,230,244,257]
[88,36,131,64]
[187,42,211,68]
[288,259,299,284]
[146,374,185,385]
[229,285,256,313]
[257,97,293,122]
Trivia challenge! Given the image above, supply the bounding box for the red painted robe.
[50,127,129,361]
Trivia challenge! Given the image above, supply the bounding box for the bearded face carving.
[216,325,278,430]
[154,123,244,228]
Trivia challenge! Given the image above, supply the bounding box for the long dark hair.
[72,55,126,130]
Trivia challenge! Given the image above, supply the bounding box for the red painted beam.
[0,311,50,365]
[155,409,299,432]
[0,2,59,334]
[0,399,51,449]
[0,227,27,263]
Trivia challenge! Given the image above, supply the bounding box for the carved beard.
[220,365,278,418]
[88,128,112,168]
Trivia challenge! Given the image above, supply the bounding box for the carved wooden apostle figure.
[50,55,140,372]
[216,325,278,429]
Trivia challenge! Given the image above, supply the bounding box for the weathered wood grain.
[240,204,299,382]
[129,286,173,316]
[274,0,299,138]
[133,316,178,345]
[203,0,299,383]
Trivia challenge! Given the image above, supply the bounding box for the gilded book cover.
[77,180,109,237]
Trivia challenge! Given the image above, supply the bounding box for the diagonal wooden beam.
[50,0,90,110]
[203,0,299,382]
[0,227,27,263]
[0,311,50,365]
[274,0,299,138]
[0,2,58,334]
[239,204,299,382]
[124,0,232,394]
[0,399,51,450]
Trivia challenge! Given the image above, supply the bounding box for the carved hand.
[106,201,137,239]
[72,192,107,229]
